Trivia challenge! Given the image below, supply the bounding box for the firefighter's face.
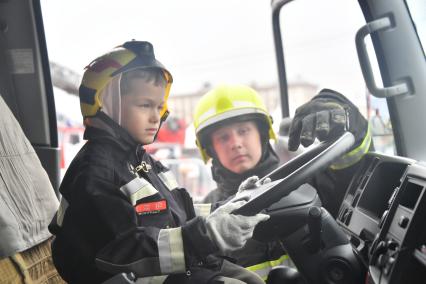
[121,79,165,144]
[211,121,262,174]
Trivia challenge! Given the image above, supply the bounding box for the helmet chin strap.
[152,110,169,141]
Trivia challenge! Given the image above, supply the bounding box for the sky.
[40,0,277,95]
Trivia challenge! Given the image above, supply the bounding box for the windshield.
[278,0,396,155]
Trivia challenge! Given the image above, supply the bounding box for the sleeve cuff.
[182,216,219,260]
[330,124,372,170]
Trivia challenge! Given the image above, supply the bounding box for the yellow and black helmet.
[193,85,276,162]
[79,40,173,119]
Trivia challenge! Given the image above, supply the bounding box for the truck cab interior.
[0,0,425,283]
[269,0,426,283]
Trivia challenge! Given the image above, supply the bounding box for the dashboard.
[336,153,426,283]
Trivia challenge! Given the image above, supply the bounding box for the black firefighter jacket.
[49,120,221,284]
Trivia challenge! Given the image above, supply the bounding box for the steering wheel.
[233,132,355,216]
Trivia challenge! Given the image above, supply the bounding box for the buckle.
[135,161,152,173]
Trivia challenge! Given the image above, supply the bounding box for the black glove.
[288,89,369,152]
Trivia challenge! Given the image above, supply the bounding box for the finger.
[288,118,302,151]
[239,175,259,191]
[233,213,266,231]
[246,176,259,186]
[329,108,346,137]
[220,200,247,213]
[242,213,270,228]
[261,177,271,185]
[330,108,346,126]
[315,110,330,141]
[300,114,316,147]
[238,216,269,234]
[230,194,251,203]
[255,213,270,223]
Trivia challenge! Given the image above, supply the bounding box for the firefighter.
[193,84,371,280]
[48,41,269,284]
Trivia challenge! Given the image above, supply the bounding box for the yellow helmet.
[79,40,173,119]
[193,85,276,162]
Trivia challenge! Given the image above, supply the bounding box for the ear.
[206,144,216,158]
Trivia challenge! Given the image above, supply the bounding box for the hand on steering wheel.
[288,89,369,152]
[237,176,272,192]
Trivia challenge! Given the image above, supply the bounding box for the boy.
[49,41,268,284]
[193,85,371,279]
[194,85,371,214]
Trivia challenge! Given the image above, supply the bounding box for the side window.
[279,0,396,155]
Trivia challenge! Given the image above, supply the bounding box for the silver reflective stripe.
[157,227,185,274]
[57,197,69,227]
[330,125,372,170]
[197,107,268,133]
[196,107,216,128]
[193,203,212,217]
[136,275,168,284]
[158,171,179,191]
[120,177,158,205]
[197,100,258,125]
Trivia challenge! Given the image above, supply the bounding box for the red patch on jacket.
[135,200,167,215]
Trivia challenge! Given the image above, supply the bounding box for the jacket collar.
[83,112,139,152]
[211,143,280,194]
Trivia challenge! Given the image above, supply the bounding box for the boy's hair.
[120,68,167,95]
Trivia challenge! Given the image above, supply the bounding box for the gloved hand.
[237,175,272,193]
[288,89,369,151]
[205,200,270,254]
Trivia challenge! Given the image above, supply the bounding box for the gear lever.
[307,206,322,252]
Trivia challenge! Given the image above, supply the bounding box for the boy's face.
[120,78,166,144]
[211,120,262,174]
